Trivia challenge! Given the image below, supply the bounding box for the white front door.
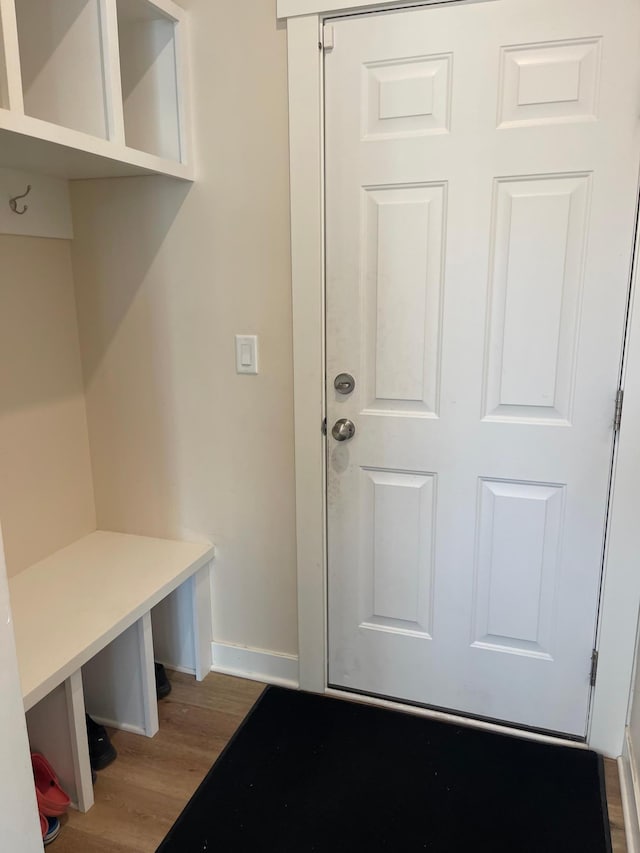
[325,0,640,737]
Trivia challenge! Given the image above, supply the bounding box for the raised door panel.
[360,469,436,639]
[363,54,453,140]
[363,183,446,415]
[498,38,602,129]
[472,479,565,659]
[483,174,591,423]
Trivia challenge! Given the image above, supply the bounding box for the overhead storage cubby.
[14,0,109,138]
[0,0,191,179]
[117,0,181,161]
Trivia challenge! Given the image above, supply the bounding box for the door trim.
[285,5,640,757]
[277,0,491,20]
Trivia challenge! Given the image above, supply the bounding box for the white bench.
[9,531,214,812]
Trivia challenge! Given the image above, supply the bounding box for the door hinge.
[590,649,599,687]
[614,388,624,433]
[322,24,335,52]
[321,417,327,436]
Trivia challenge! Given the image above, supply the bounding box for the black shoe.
[85,714,117,771]
[155,662,171,700]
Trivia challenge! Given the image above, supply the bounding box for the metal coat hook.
[9,184,32,215]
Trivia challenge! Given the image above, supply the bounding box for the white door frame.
[281,0,640,758]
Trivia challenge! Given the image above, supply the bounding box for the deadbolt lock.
[334,373,356,395]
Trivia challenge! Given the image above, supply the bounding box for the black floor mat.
[157,686,611,853]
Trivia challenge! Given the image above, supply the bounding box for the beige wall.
[70,0,298,655]
[0,236,96,576]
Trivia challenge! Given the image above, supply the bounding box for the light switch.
[235,335,258,375]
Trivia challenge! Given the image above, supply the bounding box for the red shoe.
[32,753,70,817]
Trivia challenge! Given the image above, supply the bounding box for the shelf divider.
[101,0,126,145]
[0,0,24,112]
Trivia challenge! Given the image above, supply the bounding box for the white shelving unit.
[0,3,199,840]
[0,0,191,179]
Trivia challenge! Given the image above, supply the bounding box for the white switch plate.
[235,335,259,375]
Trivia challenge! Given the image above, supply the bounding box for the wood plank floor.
[53,671,627,852]
[57,672,264,852]
[607,756,627,853]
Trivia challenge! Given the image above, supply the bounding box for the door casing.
[281,0,640,758]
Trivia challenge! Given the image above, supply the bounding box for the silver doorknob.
[332,418,356,442]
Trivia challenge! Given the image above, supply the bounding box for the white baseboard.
[620,729,640,853]
[89,716,146,737]
[158,661,196,677]
[211,642,299,689]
